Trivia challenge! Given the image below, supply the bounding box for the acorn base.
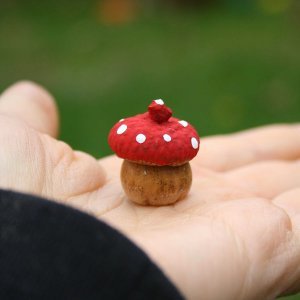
[121,160,192,206]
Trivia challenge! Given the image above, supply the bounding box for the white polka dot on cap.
[136,134,146,144]
[178,120,188,127]
[191,137,199,149]
[154,99,164,105]
[163,134,172,142]
[117,124,127,135]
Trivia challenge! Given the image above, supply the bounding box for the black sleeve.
[0,189,183,300]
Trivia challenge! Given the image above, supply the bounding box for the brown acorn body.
[121,160,192,206]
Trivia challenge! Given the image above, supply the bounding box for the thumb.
[0,81,59,137]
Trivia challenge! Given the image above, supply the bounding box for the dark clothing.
[0,189,183,300]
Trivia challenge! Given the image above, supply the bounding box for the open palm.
[1,81,300,300]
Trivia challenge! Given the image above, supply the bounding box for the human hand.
[1,81,300,300]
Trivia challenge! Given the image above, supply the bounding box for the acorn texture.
[121,160,192,206]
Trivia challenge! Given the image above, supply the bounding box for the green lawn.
[0,1,300,298]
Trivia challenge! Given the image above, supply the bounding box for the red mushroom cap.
[108,99,200,166]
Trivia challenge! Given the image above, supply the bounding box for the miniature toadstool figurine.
[108,99,200,206]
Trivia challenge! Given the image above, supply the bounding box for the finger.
[40,135,107,201]
[273,188,300,219]
[98,155,122,180]
[273,189,300,296]
[197,124,300,171]
[61,154,122,215]
[224,160,300,199]
[0,81,59,137]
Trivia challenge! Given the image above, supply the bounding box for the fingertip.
[273,188,300,217]
[2,81,53,105]
[98,155,121,179]
[2,80,43,94]
[0,80,60,137]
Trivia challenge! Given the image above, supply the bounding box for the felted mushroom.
[108,99,200,206]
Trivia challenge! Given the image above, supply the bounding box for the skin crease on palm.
[0,82,300,300]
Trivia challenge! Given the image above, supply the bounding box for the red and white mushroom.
[108,99,200,206]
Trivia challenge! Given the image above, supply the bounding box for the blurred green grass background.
[0,1,299,297]
[1,1,299,159]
